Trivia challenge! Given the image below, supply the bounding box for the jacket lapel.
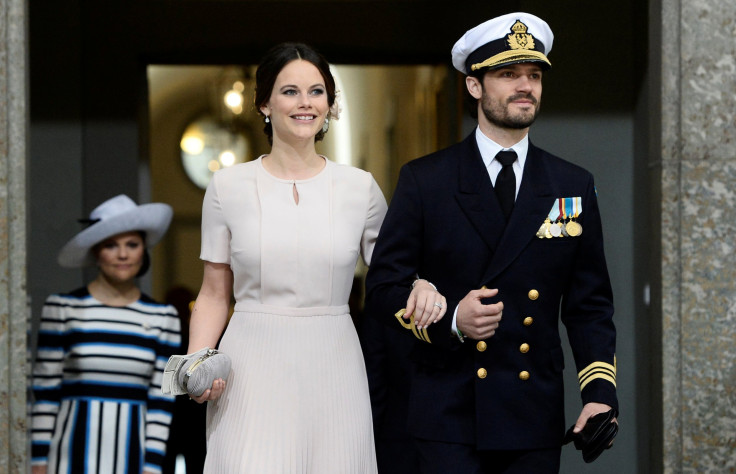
[482,143,556,282]
[454,134,506,253]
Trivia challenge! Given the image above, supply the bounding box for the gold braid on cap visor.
[470,49,551,71]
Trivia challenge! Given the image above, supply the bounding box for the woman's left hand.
[405,279,447,329]
[191,378,226,404]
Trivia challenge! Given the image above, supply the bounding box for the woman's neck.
[88,274,140,307]
[263,141,325,180]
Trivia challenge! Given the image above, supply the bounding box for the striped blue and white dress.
[31,287,181,474]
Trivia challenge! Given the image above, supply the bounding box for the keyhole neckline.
[258,154,329,184]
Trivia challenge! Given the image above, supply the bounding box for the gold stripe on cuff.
[578,361,616,390]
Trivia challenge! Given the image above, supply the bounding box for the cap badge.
[507,20,536,51]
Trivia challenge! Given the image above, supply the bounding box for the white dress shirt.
[449,128,530,340]
[475,126,529,197]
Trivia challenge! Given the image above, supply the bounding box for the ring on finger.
[434,302,443,309]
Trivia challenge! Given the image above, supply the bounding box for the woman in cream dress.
[187,43,446,473]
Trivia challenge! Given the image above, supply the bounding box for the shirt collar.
[475,127,529,170]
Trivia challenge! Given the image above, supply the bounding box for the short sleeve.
[200,174,232,264]
[361,176,388,266]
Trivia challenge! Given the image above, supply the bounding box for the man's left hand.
[573,402,617,438]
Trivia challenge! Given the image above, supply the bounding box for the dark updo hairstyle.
[254,42,337,144]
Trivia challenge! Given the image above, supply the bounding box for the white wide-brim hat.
[58,194,173,268]
[452,12,554,75]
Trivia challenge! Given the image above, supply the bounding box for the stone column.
[0,0,28,472]
[657,0,736,471]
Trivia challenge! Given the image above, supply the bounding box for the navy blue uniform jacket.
[364,133,618,450]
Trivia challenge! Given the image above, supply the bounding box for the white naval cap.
[451,12,554,75]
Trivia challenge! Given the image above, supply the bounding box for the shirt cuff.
[451,305,464,342]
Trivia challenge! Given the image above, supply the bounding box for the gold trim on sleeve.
[395,308,431,344]
[577,360,617,390]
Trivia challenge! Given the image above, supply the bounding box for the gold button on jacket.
[528,289,539,300]
[476,341,487,352]
[523,316,534,326]
[519,371,530,381]
[477,368,487,379]
[519,343,530,353]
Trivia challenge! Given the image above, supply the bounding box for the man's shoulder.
[404,136,474,173]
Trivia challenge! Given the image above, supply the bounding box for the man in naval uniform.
[365,12,618,473]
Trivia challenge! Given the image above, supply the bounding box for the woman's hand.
[191,378,226,404]
[405,279,447,329]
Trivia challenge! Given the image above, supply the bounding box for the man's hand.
[573,402,617,439]
[456,288,503,339]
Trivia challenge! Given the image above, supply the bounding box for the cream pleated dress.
[200,156,385,473]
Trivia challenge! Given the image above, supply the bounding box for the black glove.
[562,408,618,463]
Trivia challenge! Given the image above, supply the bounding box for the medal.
[537,218,550,238]
[549,222,562,237]
[565,197,583,236]
[548,200,561,237]
[566,220,582,237]
[559,199,569,236]
[557,198,570,237]
[539,197,584,239]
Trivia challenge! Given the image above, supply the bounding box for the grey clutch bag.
[161,347,231,397]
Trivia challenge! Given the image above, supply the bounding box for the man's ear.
[466,75,483,100]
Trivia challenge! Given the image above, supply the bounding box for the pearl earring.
[322,118,329,133]
[264,116,270,123]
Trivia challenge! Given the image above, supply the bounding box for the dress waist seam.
[233,302,349,317]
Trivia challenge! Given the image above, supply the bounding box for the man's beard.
[481,92,540,129]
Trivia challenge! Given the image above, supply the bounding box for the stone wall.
[658,0,736,471]
[0,0,28,472]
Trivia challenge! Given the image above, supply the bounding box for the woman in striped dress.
[31,195,181,474]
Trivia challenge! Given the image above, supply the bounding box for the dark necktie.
[494,150,517,221]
